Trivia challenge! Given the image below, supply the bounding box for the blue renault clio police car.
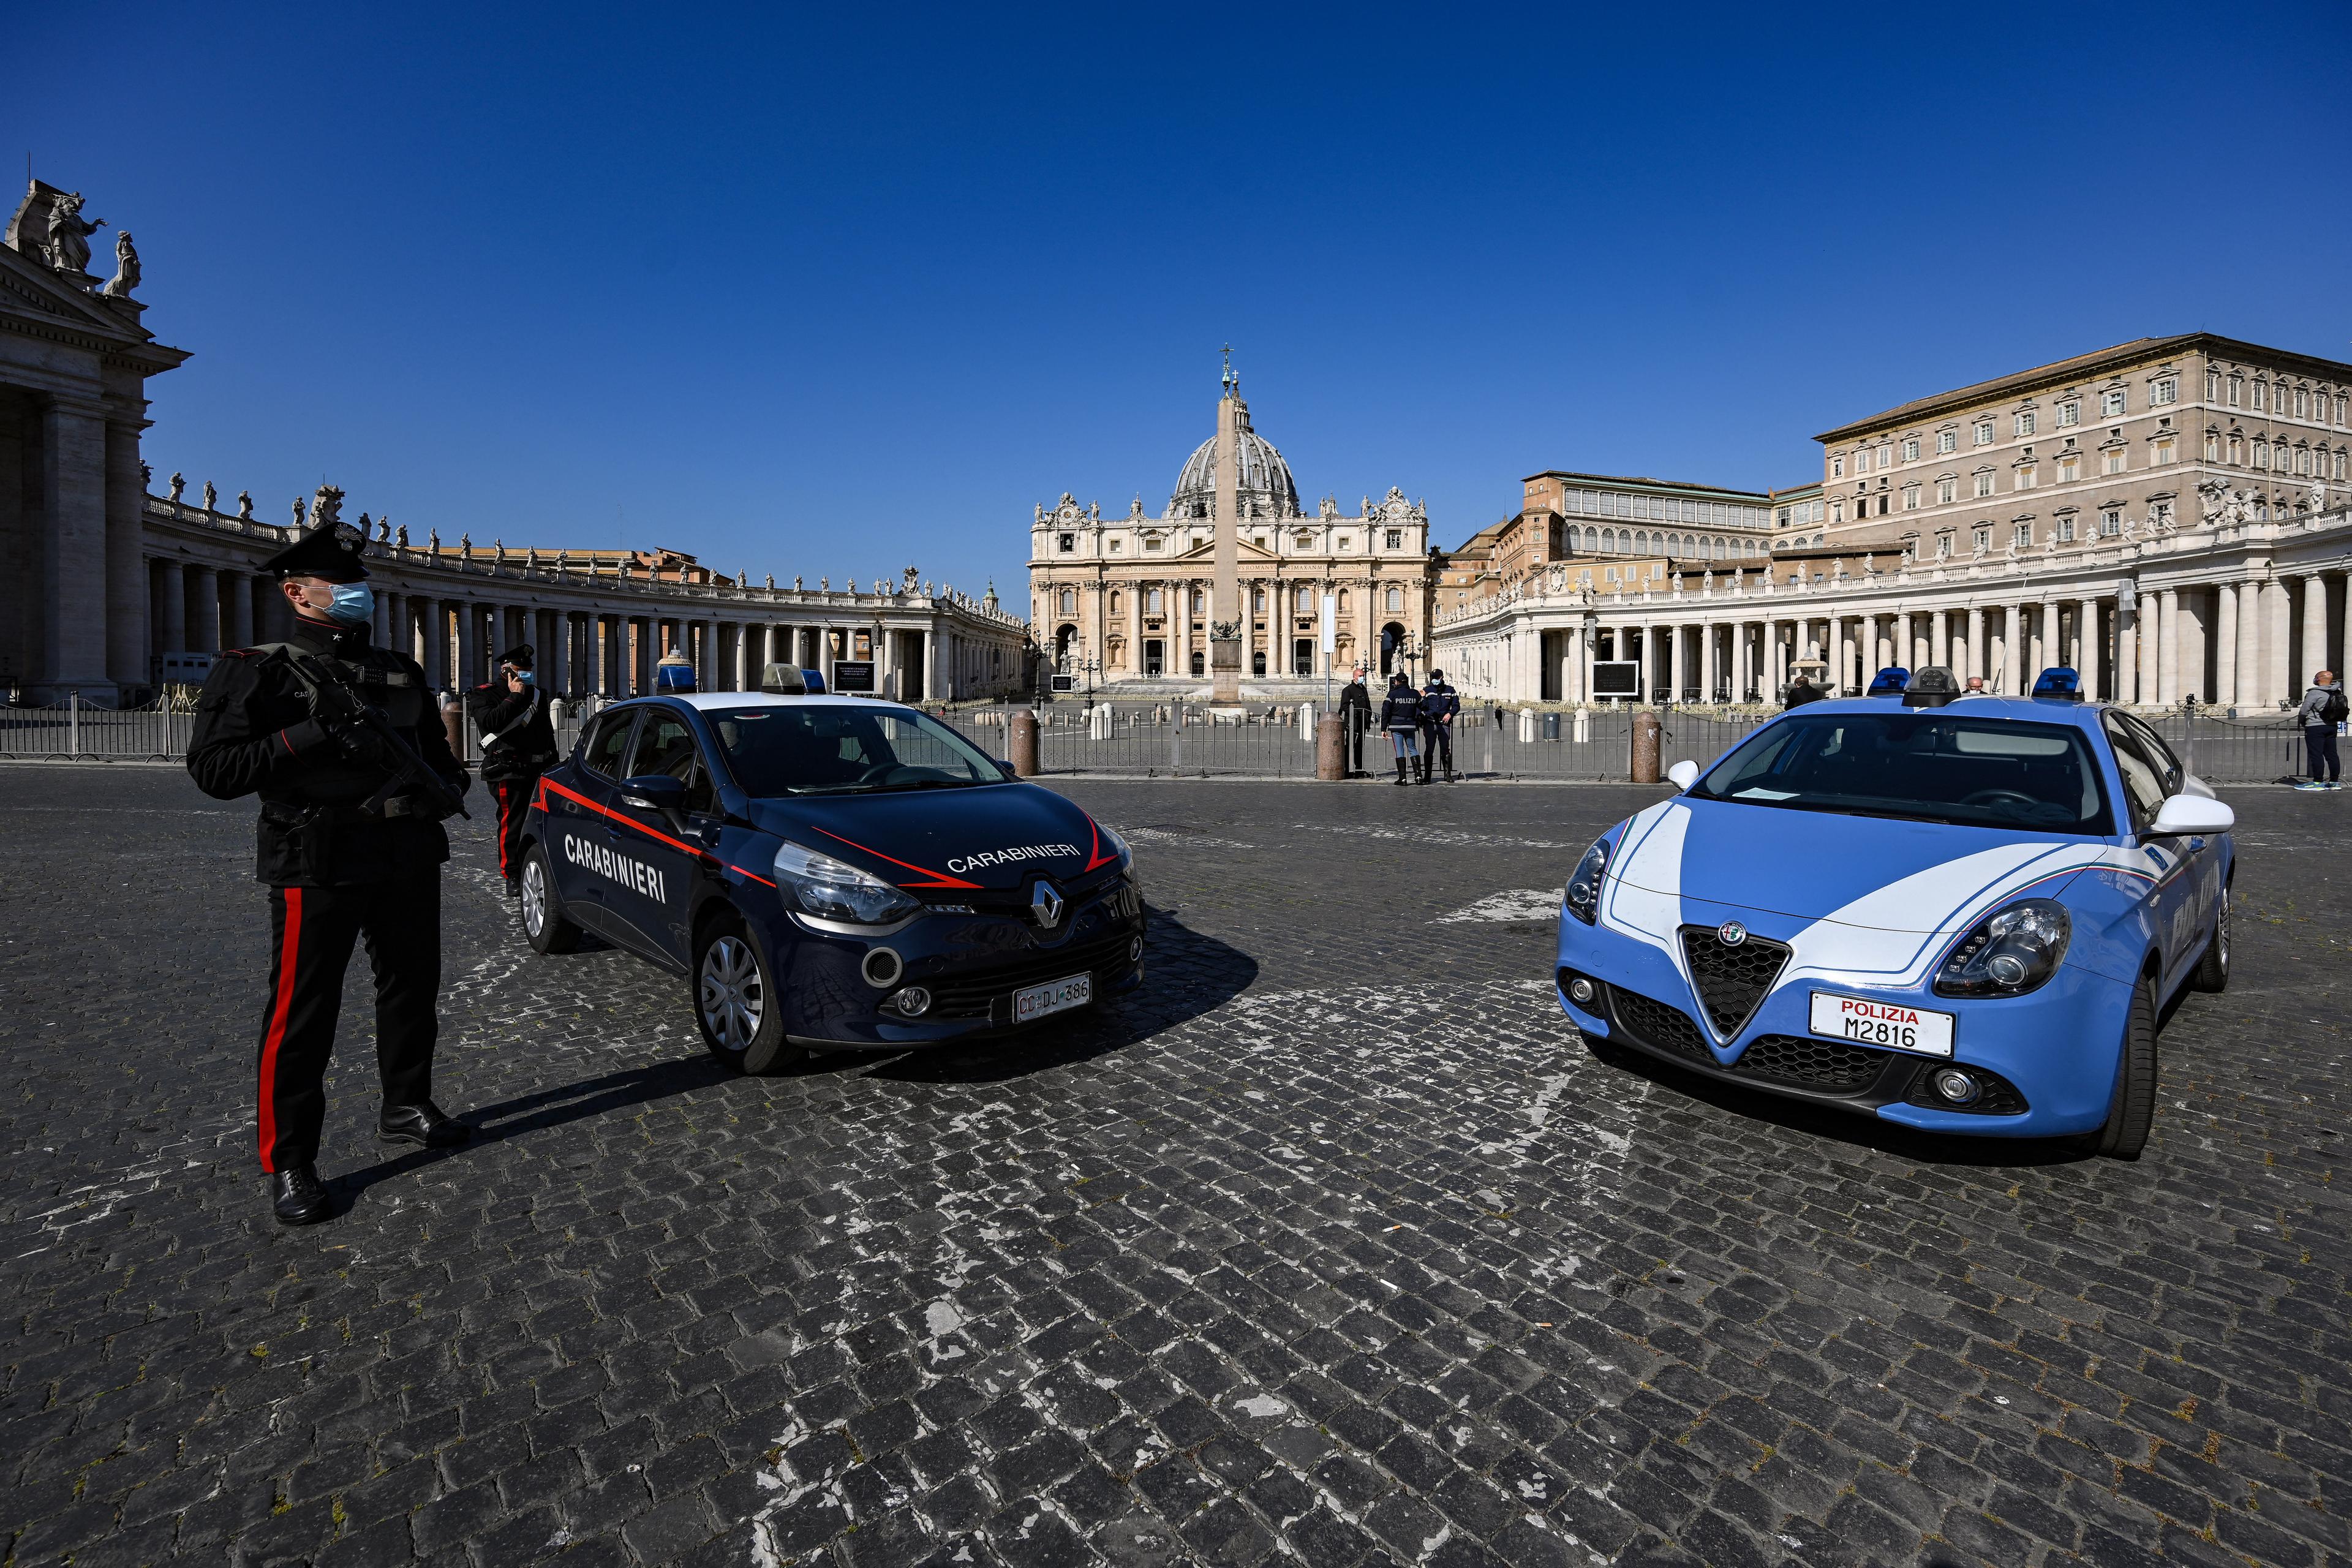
[1556,668,2234,1158]
[516,691,1145,1072]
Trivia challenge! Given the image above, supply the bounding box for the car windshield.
[1686,711,2113,833]
[702,705,1006,797]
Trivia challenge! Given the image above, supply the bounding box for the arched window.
[1294,585,1311,611]
[1582,526,1597,551]
[1634,530,1648,554]
[1057,587,1076,614]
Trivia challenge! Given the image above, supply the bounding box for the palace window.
[1935,533,1951,558]
[2103,447,2127,475]
[2294,444,2310,475]
[1902,483,1922,510]
[2152,437,2176,464]
[2015,410,2037,437]
[1831,455,1845,478]
[2152,499,2174,528]
[1975,418,1995,445]
[2014,521,2032,548]
[1938,428,1957,454]
[2057,401,2080,428]
[2252,382,2269,412]
[2101,508,2121,537]
[1973,469,1994,497]
[2057,455,2079,483]
[1384,587,1403,611]
[1294,530,1313,548]
[1190,588,1204,612]
[1057,533,1076,553]
[1337,589,1350,612]
[1337,536,1352,551]
[1057,588,1077,613]
[2253,440,2269,470]
[1830,500,1845,524]
[1384,529,1402,549]
[1973,524,1992,551]
[2227,434,2242,463]
[1878,442,1894,468]
[1108,590,1121,612]
[2101,389,2127,418]
[2016,464,2037,489]
[2227,375,2242,406]
[1901,437,1920,461]
[1294,586,1312,611]
[2152,376,2177,406]
[1145,588,1163,612]
[1251,588,1266,612]
[2056,515,2076,543]
[1932,477,1953,504]
[1875,493,1890,516]
[2206,371,2221,401]
[1108,538,1122,553]
[2203,431,2220,461]
[1144,534,1163,551]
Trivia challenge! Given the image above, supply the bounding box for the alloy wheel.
[522,859,547,935]
[699,935,764,1051]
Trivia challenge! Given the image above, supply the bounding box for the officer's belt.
[292,795,430,823]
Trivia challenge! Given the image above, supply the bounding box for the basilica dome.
[1169,409,1302,521]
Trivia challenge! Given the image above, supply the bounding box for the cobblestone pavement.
[4,767,2348,1568]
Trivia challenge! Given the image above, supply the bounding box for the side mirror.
[1666,760,1701,792]
[620,774,688,813]
[996,758,1020,781]
[2147,793,2233,837]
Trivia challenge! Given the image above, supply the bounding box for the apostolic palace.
[1030,337,2352,713]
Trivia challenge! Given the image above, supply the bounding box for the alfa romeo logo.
[1717,921,1747,947]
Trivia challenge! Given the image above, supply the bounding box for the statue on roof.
[396,523,409,547]
[43,190,103,276]
[202,480,217,512]
[236,490,253,520]
[167,472,184,503]
[101,230,139,298]
[377,515,390,541]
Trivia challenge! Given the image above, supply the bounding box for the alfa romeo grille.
[1730,1034,1884,1093]
[1603,986,1713,1066]
[1679,926,1792,1039]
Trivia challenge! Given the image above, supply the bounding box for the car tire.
[2090,977,2160,1159]
[2190,891,2230,993]
[693,914,803,1076]
[520,842,581,955]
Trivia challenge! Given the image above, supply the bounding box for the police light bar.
[654,650,696,694]
[1902,666,1960,708]
[1866,666,1911,696]
[2031,666,2082,701]
[758,663,807,695]
[801,668,827,695]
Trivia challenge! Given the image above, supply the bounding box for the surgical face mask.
[516,670,535,684]
[324,582,375,625]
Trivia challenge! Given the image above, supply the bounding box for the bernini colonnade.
[1434,500,2352,711]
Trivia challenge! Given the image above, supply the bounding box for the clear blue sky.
[18,2,2351,598]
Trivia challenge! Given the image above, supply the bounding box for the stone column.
[2157,589,2180,703]
[222,569,253,651]
[2297,573,2326,695]
[105,419,149,692]
[923,630,940,703]
[2002,604,2024,693]
[2233,579,2260,709]
[1966,605,1986,684]
[186,565,220,653]
[33,399,113,700]
[547,610,570,695]
[156,559,187,657]
[2264,577,2292,710]
[2211,584,2237,708]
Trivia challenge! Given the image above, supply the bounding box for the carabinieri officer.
[464,642,560,897]
[186,518,475,1226]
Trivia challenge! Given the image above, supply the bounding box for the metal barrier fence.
[0,691,2321,786]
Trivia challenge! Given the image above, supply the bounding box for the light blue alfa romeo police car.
[1556,668,2234,1158]
[516,688,1145,1074]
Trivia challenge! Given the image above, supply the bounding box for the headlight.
[1098,821,1133,869]
[1934,898,2070,997]
[1564,836,1610,925]
[773,840,921,925]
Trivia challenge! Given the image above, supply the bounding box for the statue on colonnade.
[43,190,102,276]
[101,230,139,298]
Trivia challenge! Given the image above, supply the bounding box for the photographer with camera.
[465,643,560,895]
[186,520,474,1226]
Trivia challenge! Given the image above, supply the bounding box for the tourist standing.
[186,521,474,1226]
[1379,672,1424,786]
[1338,668,1372,777]
[1784,673,1824,710]
[2293,669,2345,791]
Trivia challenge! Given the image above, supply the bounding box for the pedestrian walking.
[1379,672,1424,786]
[465,643,560,897]
[186,520,474,1226]
[1784,672,1825,709]
[2293,669,2345,791]
[1338,668,1372,777]
[1420,668,1460,783]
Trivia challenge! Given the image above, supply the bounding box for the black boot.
[271,1165,331,1226]
[1417,755,1431,785]
[1393,758,1409,786]
[379,1101,472,1149]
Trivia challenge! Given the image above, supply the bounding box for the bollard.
[1316,714,1345,780]
[1009,709,1040,777]
[442,695,466,762]
[1631,709,1662,783]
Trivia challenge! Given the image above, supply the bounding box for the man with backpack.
[2294,669,2345,791]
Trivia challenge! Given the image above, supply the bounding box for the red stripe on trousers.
[258,887,303,1170]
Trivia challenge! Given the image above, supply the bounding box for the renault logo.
[1031,881,1065,929]
[1717,921,1747,946]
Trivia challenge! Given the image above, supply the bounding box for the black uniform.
[1338,677,1373,774]
[187,616,470,1175]
[1784,679,1826,710]
[1379,680,1425,785]
[1419,678,1460,782]
[464,654,559,887]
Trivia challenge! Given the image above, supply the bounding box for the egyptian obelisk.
[1208,352,1244,704]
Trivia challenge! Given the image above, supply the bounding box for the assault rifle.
[276,649,471,821]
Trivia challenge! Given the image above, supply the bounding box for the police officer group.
[1346,666,1458,785]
